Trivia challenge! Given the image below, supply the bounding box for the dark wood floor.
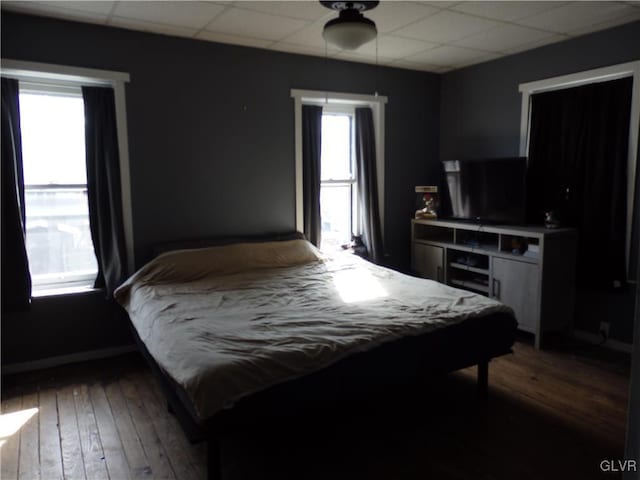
[1,339,630,480]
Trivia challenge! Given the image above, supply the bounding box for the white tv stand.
[411,219,577,349]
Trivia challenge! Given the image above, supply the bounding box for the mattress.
[115,239,514,420]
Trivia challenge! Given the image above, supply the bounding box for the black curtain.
[631,123,640,281]
[355,107,384,264]
[526,77,632,289]
[82,86,128,297]
[1,78,31,311]
[302,105,322,247]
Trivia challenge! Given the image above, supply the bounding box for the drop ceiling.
[3,1,640,73]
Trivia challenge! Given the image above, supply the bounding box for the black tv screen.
[441,157,527,225]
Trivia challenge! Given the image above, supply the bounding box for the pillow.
[150,231,305,258]
[115,239,321,303]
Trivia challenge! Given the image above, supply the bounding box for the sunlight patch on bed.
[332,269,388,303]
[0,408,38,448]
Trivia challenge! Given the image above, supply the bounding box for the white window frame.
[519,61,640,273]
[291,89,387,241]
[1,59,135,285]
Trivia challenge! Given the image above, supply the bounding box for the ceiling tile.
[393,10,500,43]
[405,45,499,67]
[415,2,461,8]
[37,1,115,15]
[2,2,109,24]
[455,51,502,68]
[268,42,328,58]
[366,2,439,34]
[108,16,198,38]
[348,35,438,59]
[568,9,640,36]
[332,50,394,66]
[501,33,569,55]
[204,6,308,41]
[453,24,556,53]
[234,1,329,21]
[278,18,341,50]
[451,1,563,22]
[516,2,633,33]
[113,1,226,29]
[195,30,272,49]
[387,58,446,73]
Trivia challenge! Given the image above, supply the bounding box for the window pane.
[20,93,87,185]
[25,188,98,286]
[19,91,98,291]
[320,185,352,252]
[321,114,352,180]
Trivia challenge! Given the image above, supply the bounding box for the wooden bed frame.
[127,233,517,479]
[130,313,515,479]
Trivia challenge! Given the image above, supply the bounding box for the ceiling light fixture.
[320,1,379,51]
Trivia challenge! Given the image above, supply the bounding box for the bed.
[115,233,517,479]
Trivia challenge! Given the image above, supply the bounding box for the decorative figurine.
[415,186,438,219]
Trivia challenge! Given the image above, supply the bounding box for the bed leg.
[477,360,489,401]
[207,438,222,480]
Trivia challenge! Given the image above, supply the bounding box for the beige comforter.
[115,240,512,420]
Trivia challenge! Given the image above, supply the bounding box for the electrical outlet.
[599,321,610,340]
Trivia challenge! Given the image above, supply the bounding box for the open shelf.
[500,234,540,257]
[449,262,489,275]
[447,249,489,271]
[447,251,490,294]
[413,223,453,243]
[455,229,499,251]
[449,278,490,294]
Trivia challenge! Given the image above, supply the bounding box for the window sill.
[32,285,102,298]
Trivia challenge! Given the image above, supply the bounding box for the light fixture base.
[321,1,379,50]
[320,1,379,12]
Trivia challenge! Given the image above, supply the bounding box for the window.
[291,89,387,250]
[19,85,98,294]
[320,109,357,252]
[519,60,640,278]
[2,59,133,298]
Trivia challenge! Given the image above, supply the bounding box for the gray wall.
[2,292,132,365]
[439,20,640,343]
[1,12,439,364]
[440,20,640,160]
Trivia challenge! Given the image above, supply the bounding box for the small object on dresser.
[523,243,540,259]
[510,238,525,255]
[544,211,560,229]
[415,186,439,219]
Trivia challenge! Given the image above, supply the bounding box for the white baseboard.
[572,329,633,354]
[2,345,137,375]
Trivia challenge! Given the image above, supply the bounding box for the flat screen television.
[441,157,527,225]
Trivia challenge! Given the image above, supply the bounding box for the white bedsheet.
[115,240,512,420]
